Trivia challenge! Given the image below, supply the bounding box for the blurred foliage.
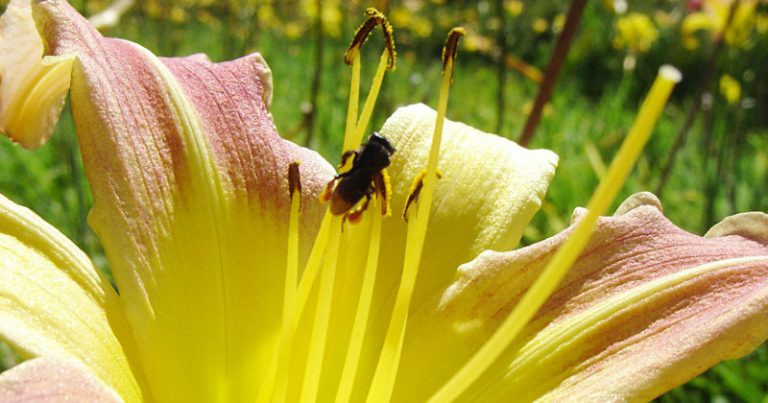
[1,0,768,400]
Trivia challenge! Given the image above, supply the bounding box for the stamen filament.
[295,7,396,325]
[256,163,303,403]
[366,28,464,403]
[335,198,384,403]
[273,162,302,402]
[343,51,362,153]
[351,51,391,147]
[293,212,332,332]
[299,215,343,402]
[428,65,682,403]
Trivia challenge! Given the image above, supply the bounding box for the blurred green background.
[1,0,768,401]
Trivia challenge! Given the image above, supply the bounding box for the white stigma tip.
[659,65,682,83]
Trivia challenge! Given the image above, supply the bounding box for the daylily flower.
[719,73,742,104]
[682,0,758,49]
[0,1,767,402]
[613,13,659,71]
[614,13,659,54]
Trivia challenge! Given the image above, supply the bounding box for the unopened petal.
[0,194,142,401]
[32,0,333,401]
[0,357,123,402]
[396,192,768,401]
[0,0,72,148]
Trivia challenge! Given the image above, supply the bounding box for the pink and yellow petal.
[32,0,333,400]
[0,0,72,148]
[0,194,142,401]
[0,357,122,402]
[395,192,768,401]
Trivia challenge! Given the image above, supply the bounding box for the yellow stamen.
[351,51,391,147]
[299,215,343,402]
[342,7,396,152]
[255,163,304,403]
[256,163,303,402]
[273,162,302,402]
[295,5,396,363]
[366,28,465,403]
[292,9,396,402]
[293,213,332,332]
[335,198,384,403]
[428,65,682,402]
[342,51,362,154]
[403,170,442,222]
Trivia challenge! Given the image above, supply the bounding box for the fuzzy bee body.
[325,132,395,218]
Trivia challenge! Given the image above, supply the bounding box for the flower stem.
[495,0,508,133]
[517,0,587,147]
[654,0,740,198]
[303,0,325,147]
[429,65,681,402]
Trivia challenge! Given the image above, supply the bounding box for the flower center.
[261,9,680,402]
[257,10,466,402]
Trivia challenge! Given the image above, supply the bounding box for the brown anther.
[442,27,465,81]
[402,170,442,222]
[288,161,302,201]
[344,7,397,70]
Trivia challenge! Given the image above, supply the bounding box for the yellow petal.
[0,0,72,148]
[335,104,557,400]
[396,192,768,401]
[380,103,559,310]
[0,194,142,401]
[0,357,122,402]
[681,12,715,49]
[32,1,333,400]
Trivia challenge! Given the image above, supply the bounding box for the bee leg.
[373,169,392,216]
[402,169,442,222]
[346,193,372,225]
[319,177,338,203]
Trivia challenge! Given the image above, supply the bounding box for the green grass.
[1,3,767,401]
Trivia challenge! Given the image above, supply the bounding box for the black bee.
[322,132,395,221]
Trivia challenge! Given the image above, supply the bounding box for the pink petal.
[396,192,768,401]
[0,357,122,402]
[32,0,333,400]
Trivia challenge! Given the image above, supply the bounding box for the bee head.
[368,132,396,155]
